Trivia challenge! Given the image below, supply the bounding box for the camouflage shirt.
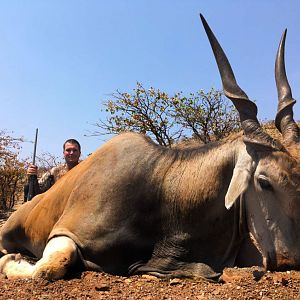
[24,164,70,200]
[38,164,69,193]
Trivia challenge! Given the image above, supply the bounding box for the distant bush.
[0,130,26,210]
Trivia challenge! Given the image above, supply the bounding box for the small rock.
[212,289,220,295]
[273,275,288,286]
[169,278,182,285]
[95,284,110,292]
[141,274,159,281]
[221,267,264,284]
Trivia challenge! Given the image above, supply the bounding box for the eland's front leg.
[32,236,78,280]
[0,253,35,279]
[0,236,78,280]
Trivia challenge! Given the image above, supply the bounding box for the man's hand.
[27,164,38,176]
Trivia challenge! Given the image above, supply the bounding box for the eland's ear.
[225,152,254,210]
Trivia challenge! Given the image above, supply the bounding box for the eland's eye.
[258,176,273,191]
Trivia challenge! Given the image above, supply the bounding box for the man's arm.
[24,166,55,201]
[38,171,55,193]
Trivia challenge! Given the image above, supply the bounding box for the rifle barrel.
[27,128,39,201]
[32,128,38,165]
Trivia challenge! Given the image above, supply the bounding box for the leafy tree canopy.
[91,82,240,147]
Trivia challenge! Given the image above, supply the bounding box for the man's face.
[63,142,81,164]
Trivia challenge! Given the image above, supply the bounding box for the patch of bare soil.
[1,269,300,299]
[1,207,300,299]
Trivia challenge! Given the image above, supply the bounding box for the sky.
[1,1,300,160]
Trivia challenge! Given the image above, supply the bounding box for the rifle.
[27,128,38,201]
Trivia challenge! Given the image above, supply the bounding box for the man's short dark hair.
[63,139,81,152]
